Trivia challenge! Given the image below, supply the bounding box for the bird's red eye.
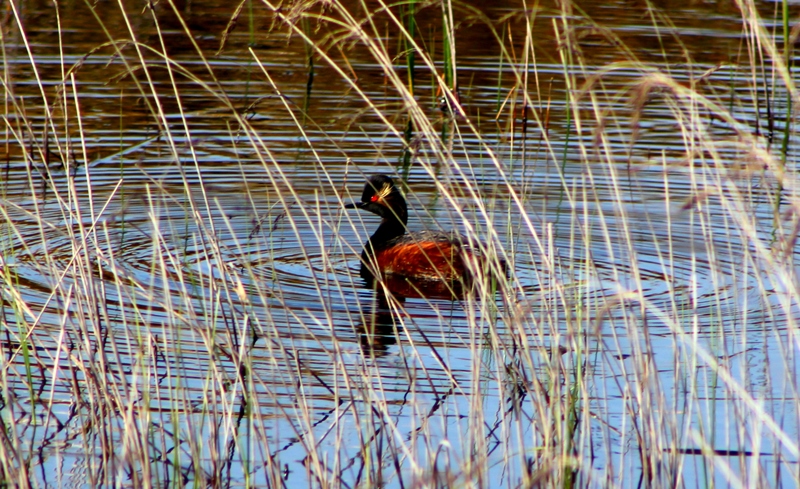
[370,195,380,203]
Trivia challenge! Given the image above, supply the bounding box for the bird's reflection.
[355,290,402,357]
[353,270,490,358]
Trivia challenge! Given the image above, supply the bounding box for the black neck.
[359,195,408,280]
[360,214,406,280]
[368,205,407,247]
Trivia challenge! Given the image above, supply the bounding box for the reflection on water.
[356,296,400,357]
[2,0,800,486]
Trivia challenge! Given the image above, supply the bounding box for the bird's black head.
[345,174,407,223]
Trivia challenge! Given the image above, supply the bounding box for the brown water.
[2,0,800,487]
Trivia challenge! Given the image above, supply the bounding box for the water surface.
[2,0,800,486]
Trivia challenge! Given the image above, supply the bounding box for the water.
[2,0,800,487]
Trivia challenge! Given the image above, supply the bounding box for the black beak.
[344,201,364,209]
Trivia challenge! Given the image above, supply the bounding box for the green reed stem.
[495,25,506,113]
[779,0,791,170]
[442,0,455,90]
[773,0,791,224]
[400,0,417,177]
[403,0,416,94]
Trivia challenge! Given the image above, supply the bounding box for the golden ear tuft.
[376,182,393,201]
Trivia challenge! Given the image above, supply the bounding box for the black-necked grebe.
[346,174,501,297]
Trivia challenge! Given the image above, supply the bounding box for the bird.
[345,174,504,298]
